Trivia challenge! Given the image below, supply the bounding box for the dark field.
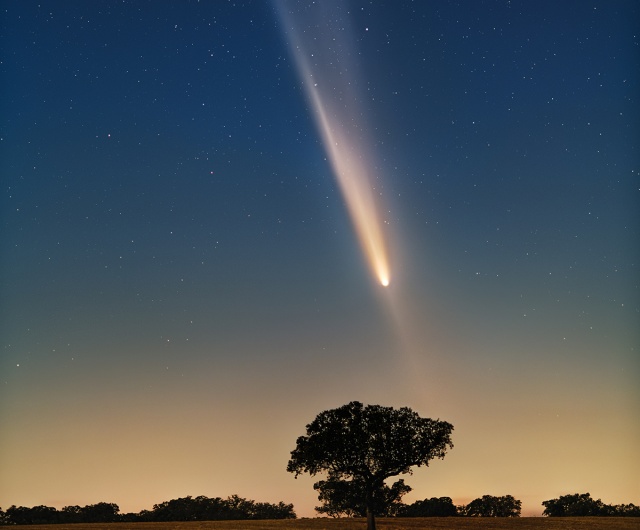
[2,518,639,530]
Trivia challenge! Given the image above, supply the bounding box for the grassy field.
[2,518,639,530]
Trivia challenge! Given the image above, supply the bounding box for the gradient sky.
[1,0,638,518]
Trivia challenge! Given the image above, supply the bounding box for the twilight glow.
[276,3,391,287]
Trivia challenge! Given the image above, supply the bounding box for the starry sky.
[1,0,638,518]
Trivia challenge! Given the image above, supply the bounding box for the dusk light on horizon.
[1,0,638,519]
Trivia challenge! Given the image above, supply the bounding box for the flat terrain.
[2,518,639,530]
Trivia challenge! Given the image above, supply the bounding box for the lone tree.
[287,401,454,530]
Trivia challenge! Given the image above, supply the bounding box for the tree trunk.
[365,487,376,530]
[366,507,376,530]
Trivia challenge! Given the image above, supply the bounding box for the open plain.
[2,518,639,530]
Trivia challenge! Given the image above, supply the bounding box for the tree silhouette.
[399,496,458,517]
[542,493,602,516]
[314,476,411,517]
[287,401,453,530]
[5,505,59,525]
[146,494,295,521]
[542,492,640,517]
[2,496,295,524]
[460,494,521,517]
[79,502,120,522]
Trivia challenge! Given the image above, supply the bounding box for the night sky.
[1,0,638,517]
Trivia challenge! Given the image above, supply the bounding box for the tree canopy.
[542,493,640,517]
[0,496,295,525]
[399,496,458,517]
[287,401,454,530]
[314,477,411,517]
[460,495,522,517]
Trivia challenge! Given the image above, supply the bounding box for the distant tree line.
[372,494,521,518]
[398,495,522,517]
[0,503,121,525]
[312,487,640,520]
[542,493,640,517]
[399,492,640,518]
[0,495,296,525]
[398,496,459,517]
[2,491,639,524]
[134,495,296,522]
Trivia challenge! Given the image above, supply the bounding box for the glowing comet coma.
[275,3,391,287]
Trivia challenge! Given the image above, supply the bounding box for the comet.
[275,2,391,287]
